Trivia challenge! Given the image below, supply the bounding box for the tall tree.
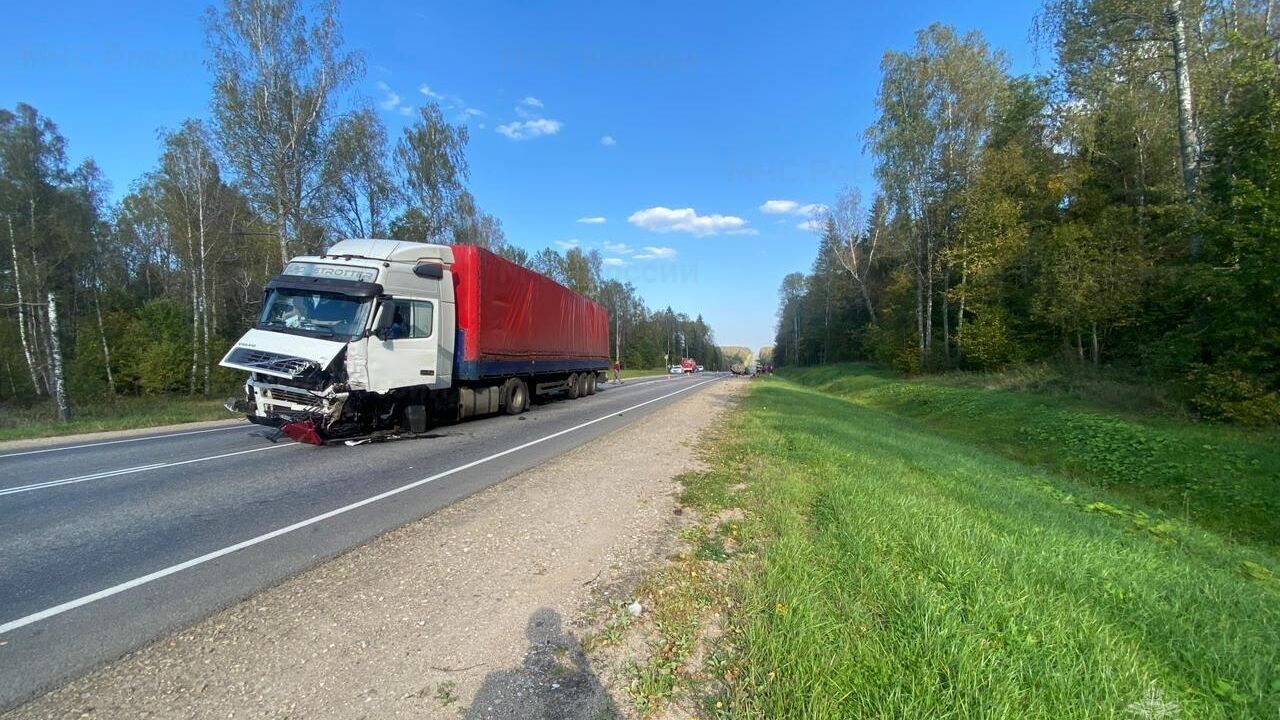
[396,102,469,242]
[830,189,884,325]
[206,0,361,266]
[867,24,1005,369]
[321,106,397,239]
[159,120,221,394]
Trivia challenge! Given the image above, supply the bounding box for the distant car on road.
[669,365,683,374]
[696,365,704,373]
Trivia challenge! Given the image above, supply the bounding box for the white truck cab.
[221,239,455,432]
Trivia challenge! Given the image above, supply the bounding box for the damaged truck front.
[221,239,610,444]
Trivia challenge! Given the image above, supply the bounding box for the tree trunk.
[94,282,116,395]
[915,265,927,371]
[941,265,952,366]
[823,269,832,364]
[276,196,290,269]
[186,226,199,396]
[1091,322,1100,369]
[1170,0,1202,256]
[924,257,934,368]
[46,292,70,422]
[1269,0,1280,67]
[198,191,211,395]
[7,215,42,394]
[860,284,878,326]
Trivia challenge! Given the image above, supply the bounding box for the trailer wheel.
[577,373,590,397]
[566,373,581,399]
[504,379,528,415]
[586,373,597,395]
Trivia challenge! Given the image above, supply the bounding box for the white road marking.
[0,444,297,497]
[0,425,248,460]
[0,376,723,635]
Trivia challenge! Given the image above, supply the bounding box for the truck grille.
[264,387,320,407]
[226,347,318,376]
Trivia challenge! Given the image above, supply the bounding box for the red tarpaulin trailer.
[450,245,609,379]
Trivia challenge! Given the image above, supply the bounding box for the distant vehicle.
[696,365,704,373]
[669,365,683,374]
[681,358,696,373]
[220,239,609,444]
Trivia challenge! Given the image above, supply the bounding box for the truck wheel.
[566,373,581,399]
[578,373,590,397]
[504,379,528,415]
[586,373,597,395]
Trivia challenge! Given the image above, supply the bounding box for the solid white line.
[0,376,722,635]
[0,424,248,460]
[0,444,297,497]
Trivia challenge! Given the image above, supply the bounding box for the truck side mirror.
[413,263,444,279]
[372,300,395,340]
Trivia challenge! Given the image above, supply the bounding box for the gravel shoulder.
[6,378,744,720]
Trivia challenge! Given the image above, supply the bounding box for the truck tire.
[586,373,597,395]
[504,379,528,415]
[578,373,590,397]
[566,373,581,399]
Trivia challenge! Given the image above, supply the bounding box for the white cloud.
[577,216,607,224]
[377,82,402,111]
[602,257,628,267]
[603,241,632,254]
[798,219,825,232]
[634,245,677,260]
[761,199,828,217]
[497,118,563,140]
[398,106,413,117]
[627,206,752,236]
[521,96,544,108]
[464,107,485,117]
[600,135,617,146]
[555,238,580,250]
[760,199,799,214]
[418,84,444,100]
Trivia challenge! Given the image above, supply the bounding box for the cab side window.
[409,300,433,338]
[387,299,433,339]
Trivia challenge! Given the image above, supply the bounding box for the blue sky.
[3,0,1045,351]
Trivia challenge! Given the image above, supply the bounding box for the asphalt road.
[0,372,726,712]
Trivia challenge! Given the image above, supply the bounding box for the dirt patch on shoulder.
[8,379,745,720]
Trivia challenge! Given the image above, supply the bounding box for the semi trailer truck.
[219,239,610,444]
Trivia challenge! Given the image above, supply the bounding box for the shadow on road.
[465,607,618,720]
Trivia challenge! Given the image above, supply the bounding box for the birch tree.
[867,25,1004,369]
[206,0,361,267]
[321,106,398,238]
[830,189,885,325]
[396,102,470,242]
[160,121,221,394]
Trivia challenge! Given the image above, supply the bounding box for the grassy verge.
[0,395,233,442]
[671,369,1280,718]
[618,368,674,380]
[781,364,1280,551]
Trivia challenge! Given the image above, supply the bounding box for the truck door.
[366,298,439,392]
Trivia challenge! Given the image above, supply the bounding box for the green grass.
[0,395,232,442]
[618,368,672,380]
[686,369,1280,719]
[781,364,1280,552]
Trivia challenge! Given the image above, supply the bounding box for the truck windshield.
[257,289,371,342]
